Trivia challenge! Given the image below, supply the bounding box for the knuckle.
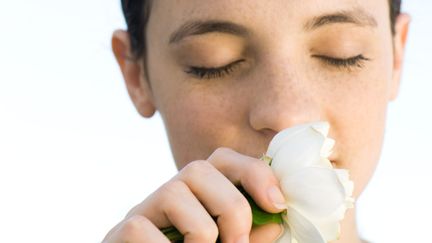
[244,159,272,181]
[192,221,219,242]
[250,159,268,173]
[181,160,215,177]
[102,223,122,242]
[209,147,233,161]
[120,215,148,239]
[214,147,233,154]
[227,196,252,220]
[159,179,187,199]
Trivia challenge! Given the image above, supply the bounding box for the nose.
[248,65,322,135]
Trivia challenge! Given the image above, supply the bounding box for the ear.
[111,29,156,117]
[389,13,411,101]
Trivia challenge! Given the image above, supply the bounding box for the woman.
[105,0,410,242]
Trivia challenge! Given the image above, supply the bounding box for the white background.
[0,1,431,242]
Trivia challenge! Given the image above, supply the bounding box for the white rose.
[264,122,354,243]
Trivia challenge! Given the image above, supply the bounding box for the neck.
[333,208,362,243]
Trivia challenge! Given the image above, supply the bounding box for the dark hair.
[121,0,402,60]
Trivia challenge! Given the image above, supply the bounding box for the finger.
[249,223,284,243]
[208,147,287,213]
[156,180,219,243]
[177,160,252,243]
[103,215,170,243]
[127,178,222,243]
[126,161,251,242]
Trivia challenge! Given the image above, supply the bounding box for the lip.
[331,161,337,167]
[329,157,339,168]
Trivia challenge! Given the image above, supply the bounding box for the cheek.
[323,64,393,197]
[146,47,247,166]
[157,84,249,167]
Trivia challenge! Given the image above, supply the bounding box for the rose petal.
[275,221,292,243]
[267,122,329,159]
[320,158,333,168]
[269,129,328,178]
[321,138,335,158]
[335,169,355,199]
[313,216,341,241]
[285,206,326,243]
[279,167,347,218]
[311,122,330,137]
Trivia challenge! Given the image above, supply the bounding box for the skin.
[107,0,410,242]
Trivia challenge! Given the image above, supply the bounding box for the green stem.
[160,187,284,242]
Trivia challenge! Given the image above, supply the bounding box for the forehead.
[148,0,390,39]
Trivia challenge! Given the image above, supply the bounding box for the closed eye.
[312,54,370,69]
[185,59,245,80]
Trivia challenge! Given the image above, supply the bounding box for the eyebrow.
[168,9,377,44]
[168,20,249,44]
[304,9,378,31]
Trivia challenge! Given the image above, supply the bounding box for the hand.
[102,147,286,243]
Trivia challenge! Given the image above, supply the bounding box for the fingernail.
[236,234,249,243]
[267,186,287,210]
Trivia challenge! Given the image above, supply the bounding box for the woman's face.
[123,0,408,197]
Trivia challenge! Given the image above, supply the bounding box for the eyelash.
[312,54,371,70]
[185,59,245,80]
[186,55,370,80]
